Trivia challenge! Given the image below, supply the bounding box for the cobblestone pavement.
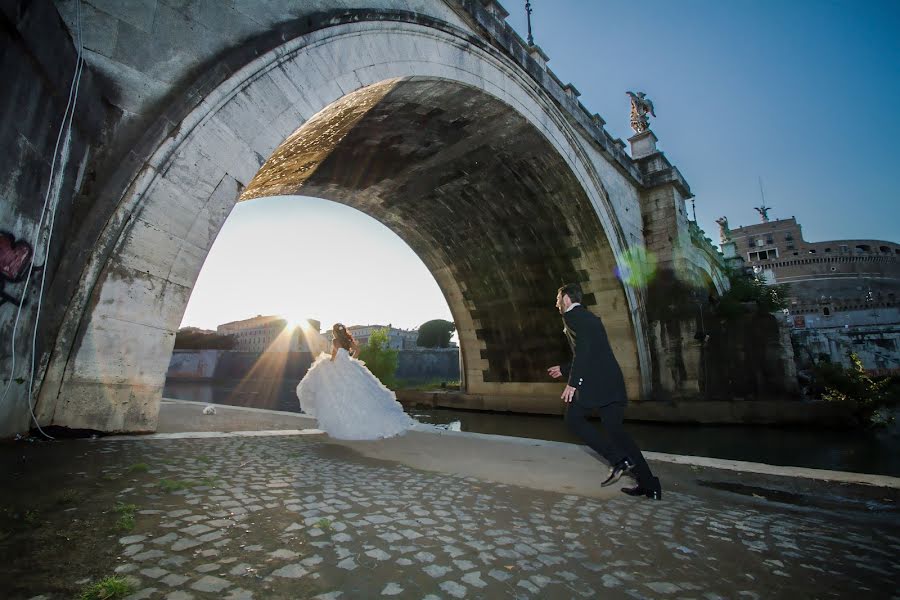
[6,434,900,599]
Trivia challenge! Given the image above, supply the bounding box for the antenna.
[525,1,534,46]
[754,176,771,222]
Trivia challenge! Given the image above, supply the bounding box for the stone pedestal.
[527,45,549,69]
[628,129,659,160]
[721,240,737,259]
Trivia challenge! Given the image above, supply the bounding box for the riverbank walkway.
[2,399,898,599]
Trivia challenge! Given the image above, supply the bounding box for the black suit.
[561,305,656,487]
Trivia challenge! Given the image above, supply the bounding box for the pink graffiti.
[0,232,42,307]
[0,232,32,280]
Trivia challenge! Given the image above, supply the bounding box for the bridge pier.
[630,130,798,401]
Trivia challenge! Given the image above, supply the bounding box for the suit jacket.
[561,305,626,407]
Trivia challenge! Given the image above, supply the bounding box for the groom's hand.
[561,385,576,403]
[547,365,562,379]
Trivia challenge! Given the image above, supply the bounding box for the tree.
[173,330,235,350]
[357,328,399,389]
[714,267,790,319]
[817,352,894,427]
[416,319,456,348]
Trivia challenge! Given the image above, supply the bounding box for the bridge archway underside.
[243,78,632,392]
[34,19,647,432]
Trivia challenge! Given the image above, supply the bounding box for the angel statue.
[715,217,731,244]
[626,91,655,133]
[754,205,771,223]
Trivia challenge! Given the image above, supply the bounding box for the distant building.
[322,325,420,350]
[351,325,419,350]
[217,315,326,353]
[722,215,899,328]
[719,211,899,372]
[177,326,216,335]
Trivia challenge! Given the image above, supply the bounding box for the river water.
[163,380,900,477]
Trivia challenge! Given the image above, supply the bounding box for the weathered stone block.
[49,380,160,432]
[88,263,190,332]
[115,218,201,288]
[56,0,120,56]
[194,117,263,185]
[183,175,240,253]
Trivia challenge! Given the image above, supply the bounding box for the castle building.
[718,210,899,373]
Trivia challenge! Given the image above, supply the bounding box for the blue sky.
[181,1,899,331]
[506,0,900,243]
[180,196,451,331]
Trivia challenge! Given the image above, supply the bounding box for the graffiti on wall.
[0,232,43,308]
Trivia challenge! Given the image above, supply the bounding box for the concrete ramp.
[155,399,900,499]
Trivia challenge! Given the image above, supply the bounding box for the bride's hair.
[332,323,355,350]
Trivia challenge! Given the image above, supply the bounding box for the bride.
[296,323,416,440]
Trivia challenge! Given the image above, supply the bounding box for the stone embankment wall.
[395,390,855,426]
[166,349,459,383]
[647,305,800,402]
[397,350,459,382]
[166,351,315,382]
[792,325,900,375]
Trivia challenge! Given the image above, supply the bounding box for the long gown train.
[296,347,415,440]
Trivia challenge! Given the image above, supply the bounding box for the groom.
[548,283,662,500]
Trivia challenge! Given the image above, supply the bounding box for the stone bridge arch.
[36,16,650,431]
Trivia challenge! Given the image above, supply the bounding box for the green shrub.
[715,267,789,319]
[78,576,134,600]
[816,352,894,427]
[357,328,399,389]
[416,319,456,348]
[115,502,137,531]
[158,479,194,493]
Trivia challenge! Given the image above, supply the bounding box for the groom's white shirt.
[563,302,581,388]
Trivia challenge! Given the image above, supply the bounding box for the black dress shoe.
[601,458,634,487]
[621,483,662,501]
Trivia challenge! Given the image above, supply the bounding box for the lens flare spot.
[615,246,658,287]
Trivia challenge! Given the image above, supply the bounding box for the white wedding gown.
[296,348,416,440]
